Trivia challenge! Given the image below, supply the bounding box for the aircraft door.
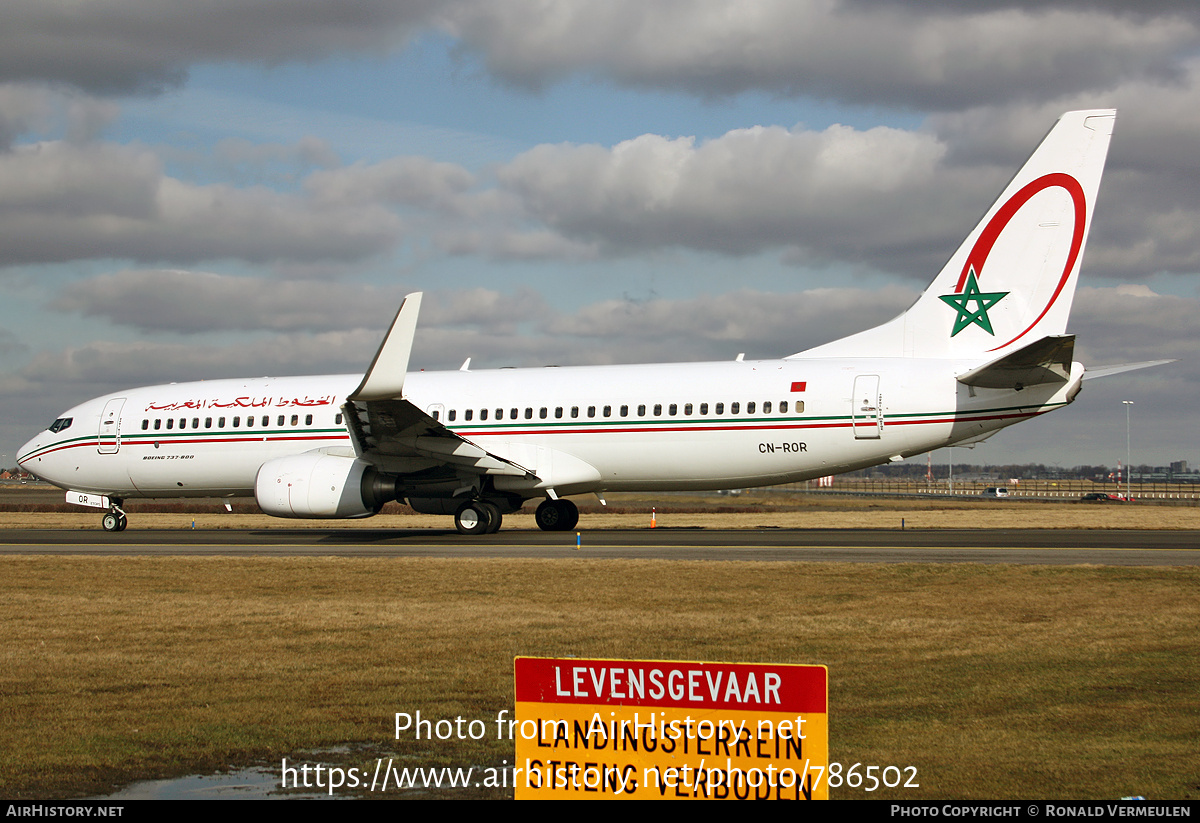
[98,398,126,454]
[851,376,882,440]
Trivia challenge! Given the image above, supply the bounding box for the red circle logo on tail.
[955,172,1087,351]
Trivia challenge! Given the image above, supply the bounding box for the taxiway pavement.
[0,527,1196,564]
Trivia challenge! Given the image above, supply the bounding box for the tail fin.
[791,109,1115,360]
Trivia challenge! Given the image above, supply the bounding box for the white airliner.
[18,109,1162,535]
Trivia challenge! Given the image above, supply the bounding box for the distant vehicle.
[981,487,1010,498]
[1080,492,1127,502]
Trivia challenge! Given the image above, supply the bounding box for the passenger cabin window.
[780,401,788,413]
[730,403,739,415]
[539,407,547,419]
[219,417,227,427]
[603,406,611,418]
[653,404,662,416]
[192,418,199,429]
[637,405,646,417]
[699,403,708,415]
[141,420,149,430]
[510,408,518,420]
[715,403,724,415]
[277,415,285,427]
[571,407,579,419]
[685,403,693,415]
[763,402,771,414]
[524,408,533,419]
[464,409,473,421]
[167,418,174,429]
[206,417,213,428]
[588,406,596,418]
[335,413,343,425]
[747,402,755,414]
[480,409,488,421]
[290,415,298,426]
[305,414,312,425]
[669,404,677,416]
[448,410,456,422]
[620,405,629,418]
[154,419,162,430]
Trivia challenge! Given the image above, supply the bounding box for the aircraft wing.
[342,293,535,478]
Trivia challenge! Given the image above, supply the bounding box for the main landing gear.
[452,498,578,534]
[454,500,503,536]
[535,498,579,532]
[101,500,127,532]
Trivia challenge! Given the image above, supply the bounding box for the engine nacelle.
[255,454,393,519]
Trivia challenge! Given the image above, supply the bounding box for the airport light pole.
[1122,401,1133,500]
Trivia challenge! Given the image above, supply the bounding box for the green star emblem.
[938,268,1008,336]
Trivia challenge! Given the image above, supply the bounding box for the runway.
[0,527,1196,564]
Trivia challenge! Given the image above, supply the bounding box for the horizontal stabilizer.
[1083,360,1174,380]
[957,335,1074,390]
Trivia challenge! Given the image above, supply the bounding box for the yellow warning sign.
[514,657,828,799]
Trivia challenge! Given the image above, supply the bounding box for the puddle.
[99,766,331,800]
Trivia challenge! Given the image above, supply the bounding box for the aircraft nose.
[17,433,50,479]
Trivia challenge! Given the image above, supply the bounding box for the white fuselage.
[17,356,1081,501]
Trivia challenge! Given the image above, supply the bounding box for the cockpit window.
[48,417,73,433]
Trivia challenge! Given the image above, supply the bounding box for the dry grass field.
[2,486,1198,800]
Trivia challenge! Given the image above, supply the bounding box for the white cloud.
[0,0,443,94]
[0,141,407,265]
[442,1,1195,107]
[497,123,983,273]
[49,270,404,333]
[305,156,475,210]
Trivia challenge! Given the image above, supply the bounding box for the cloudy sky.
[3,1,1198,470]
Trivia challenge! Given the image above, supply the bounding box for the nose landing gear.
[101,501,127,532]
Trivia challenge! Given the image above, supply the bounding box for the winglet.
[349,292,422,402]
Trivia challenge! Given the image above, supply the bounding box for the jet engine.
[255,454,397,518]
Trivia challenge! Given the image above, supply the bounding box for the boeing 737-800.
[19,109,1159,535]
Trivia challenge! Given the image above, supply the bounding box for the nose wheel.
[101,504,127,532]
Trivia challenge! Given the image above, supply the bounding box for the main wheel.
[454,502,490,536]
[479,501,503,534]
[535,499,579,531]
